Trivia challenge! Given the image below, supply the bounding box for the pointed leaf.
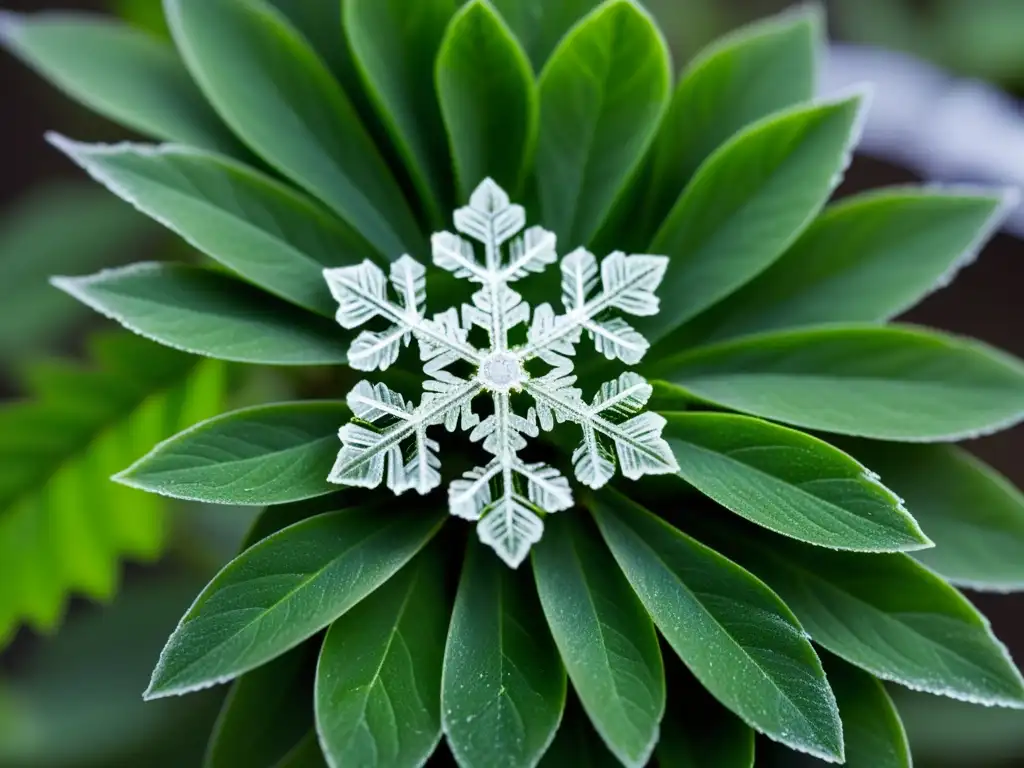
[489,0,601,71]
[165,0,421,257]
[0,12,240,154]
[316,549,446,768]
[532,513,664,767]
[53,263,350,365]
[642,95,866,344]
[50,136,368,316]
[591,490,844,762]
[145,506,444,698]
[661,412,931,551]
[536,0,671,247]
[443,540,565,768]
[436,0,537,200]
[116,402,347,506]
[537,695,621,767]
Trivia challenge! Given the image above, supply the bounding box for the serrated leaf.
[683,189,1012,344]
[488,0,601,71]
[165,0,421,257]
[0,11,241,154]
[316,548,446,768]
[442,539,565,768]
[661,412,931,551]
[651,325,1024,441]
[145,506,444,699]
[54,263,350,365]
[641,95,866,345]
[536,0,671,247]
[50,137,368,316]
[116,402,347,506]
[436,0,537,200]
[532,513,664,767]
[590,490,844,762]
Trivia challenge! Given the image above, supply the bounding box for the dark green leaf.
[661,412,930,551]
[165,0,421,257]
[0,12,241,154]
[537,694,620,767]
[344,0,454,224]
[145,506,444,698]
[443,540,565,768]
[642,95,865,344]
[264,0,359,98]
[242,495,359,551]
[116,401,346,505]
[838,441,1024,591]
[489,0,601,72]
[591,490,843,762]
[317,548,446,767]
[275,732,328,768]
[51,136,369,316]
[684,189,1011,344]
[436,0,537,200]
[535,0,671,247]
[651,325,1024,441]
[53,263,350,365]
[532,513,664,767]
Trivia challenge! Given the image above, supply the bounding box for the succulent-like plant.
[5,1,1024,766]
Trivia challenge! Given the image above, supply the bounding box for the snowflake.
[323,179,679,567]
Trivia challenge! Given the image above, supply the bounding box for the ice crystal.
[323,179,679,567]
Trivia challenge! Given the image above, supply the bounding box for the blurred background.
[1,0,1023,765]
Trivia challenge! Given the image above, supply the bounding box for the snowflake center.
[478,352,526,391]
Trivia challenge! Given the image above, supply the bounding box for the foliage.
[5,1,1024,767]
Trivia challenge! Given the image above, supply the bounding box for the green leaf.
[651,325,1024,441]
[532,513,664,767]
[537,694,620,767]
[535,0,671,248]
[842,442,1024,591]
[0,333,223,646]
[50,136,369,316]
[661,412,930,552]
[242,495,358,551]
[821,656,911,768]
[145,506,445,699]
[642,94,866,344]
[0,12,240,154]
[53,263,350,365]
[443,540,565,768]
[116,401,347,506]
[276,732,329,768]
[165,0,421,257]
[436,0,537,200]
[710,526,1024,707]
[489,0,601,72]
[590,490,843,762]
[684,189,1012,344]
[344,0,454,224]
[206,645,317,768]
[317,548,446,768]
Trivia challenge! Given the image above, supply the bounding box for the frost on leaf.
[323,179,679,567]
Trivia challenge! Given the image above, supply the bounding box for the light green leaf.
[642,94,866,344]
[116,402,347,506]
[50,135,369,316]
[317,548,446,768]
[53,263,350,365]
[165,0,421,257]
[145,506,445,699]
[591,490,843,762]
[345,0,454,225]
[651,325,1024,441]
[436,0,537,200]
[206,645,317,768]
[532,513,664,767]
[489,0,601,71]
[684,188,1012,344]
[711,526,1024,707]
[836,441,1024,592]
[661,412,930,552]
[443,540,565,768]
[821,655,911,768]
[0,12,240,154]
[536,0,671,248]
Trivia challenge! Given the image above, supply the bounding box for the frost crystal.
[323,179,679,567]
